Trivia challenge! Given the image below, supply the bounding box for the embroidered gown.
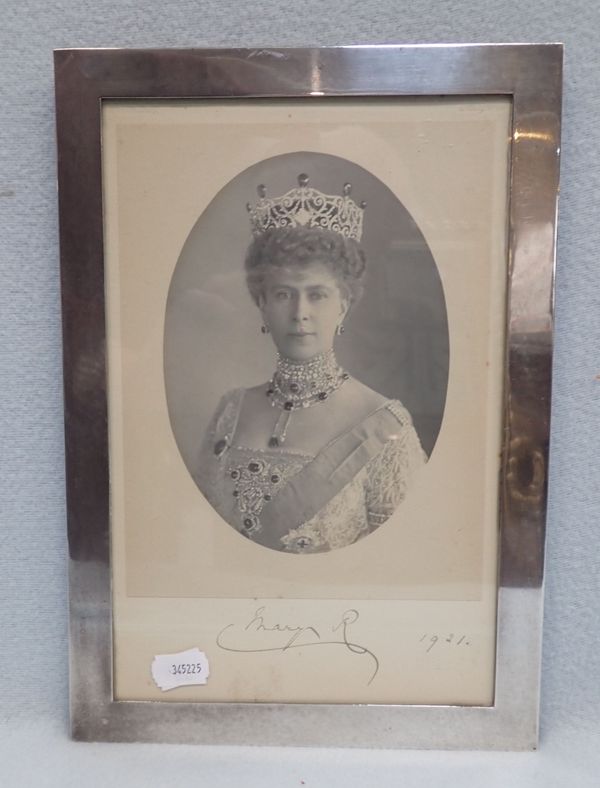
[195,388,426,553]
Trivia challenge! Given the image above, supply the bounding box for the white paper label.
[151,648,210,691]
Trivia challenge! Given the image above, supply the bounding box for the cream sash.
[254,405,402,546]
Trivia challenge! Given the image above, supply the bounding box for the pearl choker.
[266,350,349,447]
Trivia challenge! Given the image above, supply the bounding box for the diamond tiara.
[246,173,366,242]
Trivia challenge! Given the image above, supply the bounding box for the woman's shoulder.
[346,378,387,408]
[212,386,245,415]
[343,379,414,426]
[215,383,271,404]
[240,382,270,405]
[381,398,416,429]
[334,378,385,423]
[208,383,275,444]
[364,395,426,490]
[205,387,245,437]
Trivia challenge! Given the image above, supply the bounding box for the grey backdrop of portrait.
[164,151,449,484]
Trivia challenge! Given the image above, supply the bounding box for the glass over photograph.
[103,96,509,706]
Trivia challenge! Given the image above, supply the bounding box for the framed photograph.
[55,44,562,749]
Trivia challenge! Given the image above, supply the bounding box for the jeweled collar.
[265,349,350,447]
[268,350,348,410]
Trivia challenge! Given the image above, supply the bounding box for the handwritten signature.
[216,606,380,685]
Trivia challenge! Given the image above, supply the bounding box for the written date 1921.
[419,634,472,653]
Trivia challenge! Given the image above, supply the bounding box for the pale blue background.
[1,2,599,785]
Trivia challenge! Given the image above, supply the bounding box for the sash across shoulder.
[254,404,404,544]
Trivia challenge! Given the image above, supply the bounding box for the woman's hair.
[244,225,367,306]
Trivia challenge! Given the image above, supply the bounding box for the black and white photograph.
[164,152,449,553]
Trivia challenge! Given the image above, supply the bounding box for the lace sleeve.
[193,389,243,494]
[365,402,427,529]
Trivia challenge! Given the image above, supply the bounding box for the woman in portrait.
[195,174,426,553]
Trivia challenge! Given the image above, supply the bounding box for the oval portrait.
[164,152,449,554]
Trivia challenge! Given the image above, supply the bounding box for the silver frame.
[54,44,562,749]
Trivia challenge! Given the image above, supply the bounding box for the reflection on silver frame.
[55,44,562,749]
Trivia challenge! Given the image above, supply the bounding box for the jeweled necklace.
[266,350,349,447]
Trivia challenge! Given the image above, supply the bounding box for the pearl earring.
[261,324,270,334]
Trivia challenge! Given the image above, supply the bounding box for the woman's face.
[260,262,348,362]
